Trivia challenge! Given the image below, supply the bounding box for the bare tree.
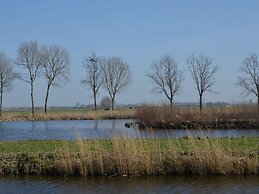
[81,53,103,110]
[42,45,70,114]
[101,57,132,110]
[187,54,219,112]
[16,41,43,116]
[147,55,183,109]
[99,96,112,110]
[237,53,259,114]
[0,52,16,116]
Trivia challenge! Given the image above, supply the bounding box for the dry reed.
[135,105,259,129]
[57,135,258,176]
[1,135,258,176]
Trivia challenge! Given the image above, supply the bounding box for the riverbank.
[2,106,259,130]
[0,109,135,121]
[137,119,259,129]
[1,137,258,176]
[136,105,259,129]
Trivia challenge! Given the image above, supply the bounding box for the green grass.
[0,140,65,154]
[1,137,258,154]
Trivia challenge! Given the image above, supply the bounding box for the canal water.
[0,119,259,141]
[0,175,258,194]
[0,120,258,193]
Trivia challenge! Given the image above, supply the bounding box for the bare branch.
[42,45,71,113]
[81,53,103,110]
[237,53,259,98]
[16,41,43,83]
[42,45,70,87]
[187,54,219,111]
[147,54,183,108]
[0,52,16,116]
[101,56,132,110]
[16,41,43,116]
[0,52,16,92]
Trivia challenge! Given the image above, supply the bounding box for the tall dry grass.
[135,105,259,129]
[1,135,258,176]
[57,135,259,176]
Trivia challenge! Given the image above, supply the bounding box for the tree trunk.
[257,96,259,118]
[170,98,173,111]
[93,90,97,111]
[31,83,35,117]
[199,94,203,113]
[44,84,51,114]
[0,89,3,117]
[111,96,115,110]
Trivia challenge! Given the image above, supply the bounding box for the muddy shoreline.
[136,119,259,129]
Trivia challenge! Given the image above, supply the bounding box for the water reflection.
[93,120,98,130]
[0,175,258,194]
[0,119,259,141]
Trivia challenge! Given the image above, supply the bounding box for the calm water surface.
[0,119,259,141]
[0,175,259,194]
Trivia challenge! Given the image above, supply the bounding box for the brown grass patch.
[135,105,259,129]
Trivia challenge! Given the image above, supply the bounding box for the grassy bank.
[0,137,258,176]
[2,105,259,130]
[136,105,259,129]
[0,109,135,121]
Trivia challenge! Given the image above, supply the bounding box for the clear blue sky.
[1,0,259,107]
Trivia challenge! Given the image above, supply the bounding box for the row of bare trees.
[16,41,71,116]
[0,42,132,117]
[81,53,132,110]
[0,41,71,117]
[147,54,219,112]
[1,42,259,116]
[148,53,259,113]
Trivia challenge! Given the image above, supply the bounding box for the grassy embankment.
[0,136,258,176]
[136,105,259,129]
[0,109,135,121]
